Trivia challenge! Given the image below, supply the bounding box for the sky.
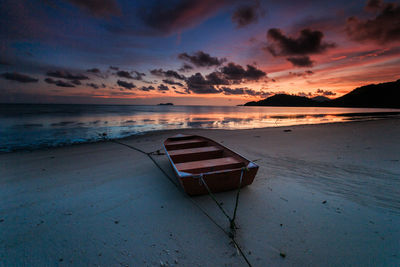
[0,0,399,105]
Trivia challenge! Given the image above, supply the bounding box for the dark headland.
[244,80,400,109]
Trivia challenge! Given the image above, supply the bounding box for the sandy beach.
[1,118,399,266]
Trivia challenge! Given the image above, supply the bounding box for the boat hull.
[164,134,259,196]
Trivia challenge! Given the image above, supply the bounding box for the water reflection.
[1,105,400,151]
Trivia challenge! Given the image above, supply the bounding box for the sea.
[1,103,399,152]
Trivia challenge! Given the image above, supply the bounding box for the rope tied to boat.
[104,136,253,266]
[197,166,248,238]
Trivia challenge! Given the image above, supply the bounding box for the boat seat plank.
[175,157,244,174]
[165,139,208,150]
[168,146,221,156]
[169,146,223,163]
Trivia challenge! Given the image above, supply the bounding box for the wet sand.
[1,119,400,266]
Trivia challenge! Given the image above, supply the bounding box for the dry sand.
[1,118,399,266]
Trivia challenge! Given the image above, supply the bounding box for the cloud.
[1,72,38,83]
[346,1,400,44]
[71,79,82,85]
[66,0,120,17]
[289,70,314,77]
[162,79,184,86]
[86,83,100,89]
[87,68,100,73]
[115,70,146,80]
[140,85,155,92]
[178,51,226,67]
[139,0,228,35]
[174,90,188,94]
[150,69,186,80]
[158,84,169,91]
[178,64,194,72]
[266,28,336,56]
[205,71,230,85]
[316,89,336,96]
[109,66,119,70]
[116,71,134,79]
[287,56,314,67]
[220,62,266,81]
[186,73,220,94]
[232,0,263,28]
[44,78,75,87]
[365,0,383,11]
[117,80,135,90]
[220,87,271,97]
[46,70,89,80]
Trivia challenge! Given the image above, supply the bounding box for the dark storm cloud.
[1,72,38,83]
[158,84,169,91]
[178,51,226,67]
[150,69,186,80]
[220,63,266,81]
[44,78,75,87]
[346,1,400,44]
[186,73,221,94]
[287,56,314,67]
[87,68,100,73]
[266,28,336,56]
[316,89,336,96]
[86,83,100,89]
[140,85,155,92]
[46,70,89,80]
[139,0,228,34]
[178,64,194,72]
[66,0,121,17]
[162,79,184,87]
[117,80,135,90]
[231,0,263,28]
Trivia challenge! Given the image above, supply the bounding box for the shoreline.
[2,115,399,154]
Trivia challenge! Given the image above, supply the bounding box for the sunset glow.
[1,0,399,105]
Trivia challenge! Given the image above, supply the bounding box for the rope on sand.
[109,138,253,267]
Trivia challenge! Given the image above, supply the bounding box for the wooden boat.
[164,134,259,196]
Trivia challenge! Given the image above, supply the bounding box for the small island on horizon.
[157,103,174,106]
[244,80,400,109]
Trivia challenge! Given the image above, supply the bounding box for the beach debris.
[59,258,63,262]
[280,224,283,227]
[322,200,327,204]
[254,135,260,138]
[174,259,178,264]
[114,220,119,224]
[0,219,4,223]
[161,205,164,208]
[280,252,286,258]
[280,197,288,202]
[248,251,252,255]
[159,260,165,266]
[283,129,292,132]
